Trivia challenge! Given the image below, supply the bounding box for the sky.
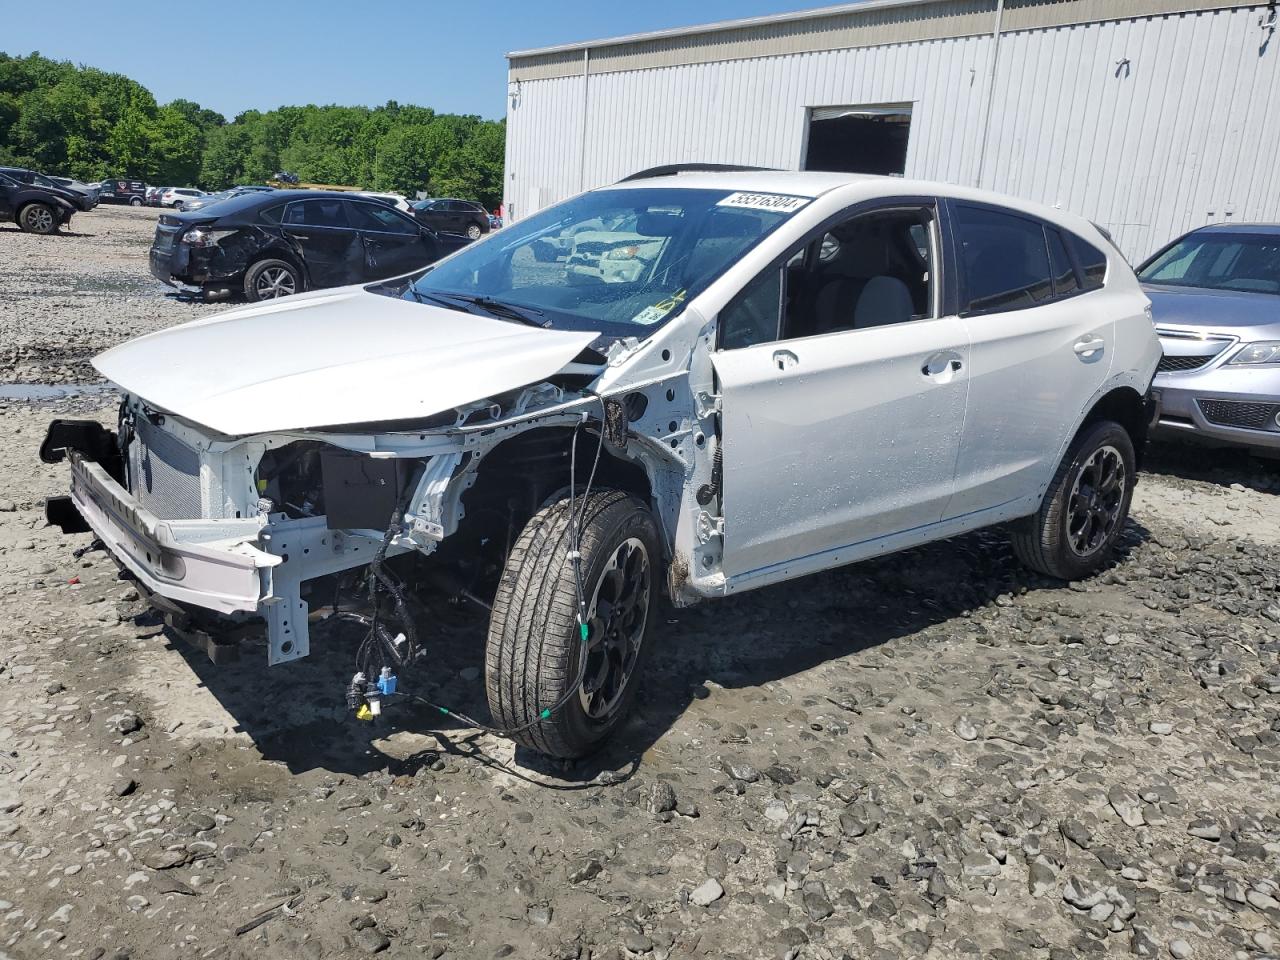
[3,0,832,120]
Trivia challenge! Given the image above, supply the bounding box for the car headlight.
[1228,341,1280,365]
[604,246,640,260]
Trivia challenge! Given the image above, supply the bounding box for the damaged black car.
[149,189,470,302]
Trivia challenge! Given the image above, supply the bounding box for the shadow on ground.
[150,519,1148,784]
[1143,439,1278,494]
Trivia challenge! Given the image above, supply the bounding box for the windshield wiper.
[425,291,550,328]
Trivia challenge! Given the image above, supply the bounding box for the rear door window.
[284,199,350,228]
[954,204,1053,314]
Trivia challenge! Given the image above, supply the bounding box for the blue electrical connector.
[377,666,397,696]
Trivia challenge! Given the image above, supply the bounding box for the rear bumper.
[67,450,278,614]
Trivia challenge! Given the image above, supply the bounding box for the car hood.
[1143,283,1280,335]
[94,287,599,436]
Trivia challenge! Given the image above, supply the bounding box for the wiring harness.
[344,393,608,740]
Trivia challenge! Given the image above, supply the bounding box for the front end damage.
[42,314,728,682]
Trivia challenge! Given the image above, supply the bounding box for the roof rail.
[617,163,780,182]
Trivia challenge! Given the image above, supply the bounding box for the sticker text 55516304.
[716,192,810,213]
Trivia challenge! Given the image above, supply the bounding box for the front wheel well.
[1080,386,1150,469]
[430,427,657,600]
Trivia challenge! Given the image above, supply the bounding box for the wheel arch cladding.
[1081,386,1150,470]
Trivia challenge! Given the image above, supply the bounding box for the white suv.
[43,169,1159,759]
[162,187,207,210]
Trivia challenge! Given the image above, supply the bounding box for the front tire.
[1011,420,1135,580]
[243,258,301,301]
[486,490,660,759]
[18,203,58,234]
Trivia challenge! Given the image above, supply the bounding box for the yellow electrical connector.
[355,703,374,721]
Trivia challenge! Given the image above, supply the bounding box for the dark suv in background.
[149,189,469,301]
[99,178,149,205]
[410,197,490,240]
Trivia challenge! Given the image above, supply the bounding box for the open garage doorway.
[802,104,912,176]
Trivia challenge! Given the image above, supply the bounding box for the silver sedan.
[1141,224,1280,456]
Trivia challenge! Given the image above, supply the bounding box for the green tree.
[0,51,505,199]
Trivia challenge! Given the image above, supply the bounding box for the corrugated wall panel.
[506,6,1280,261]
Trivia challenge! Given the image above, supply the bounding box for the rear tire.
[466,222,483,240]
[486,490,660,759]
[18,203,58,234]
[243,258,301,301]
[1011,420,1135,580]
[129,196,143,207]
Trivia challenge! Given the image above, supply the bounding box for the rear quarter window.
[1067,232,1108,291]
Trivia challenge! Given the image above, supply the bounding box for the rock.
[646,781,677,814]
[1169,940,1192,959]
[1149,721,1174,735]
[1028,859,1056,897]
[803,891,833,921]
[723,762,760,783]
[953,716,980,741]
[1107,785,1145,827]
[353,928,390,954]
[568,858,603,884]
[1131,927,1160,957]
[108,712,142,735]
[962,852,1001,878]
[1062,875,1107,910]
[622,931,652,953]
[690,878,724,907]
[142,848,188,870]
[838,813,867,837]
[112,778,136,798]
[1186,819,1220,841]
[1061,819,1093,849]
[186,812,216,832]
[0,498,16,511]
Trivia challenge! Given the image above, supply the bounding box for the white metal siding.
[505,5,1280,262]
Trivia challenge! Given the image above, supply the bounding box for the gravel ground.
[1,222,1280,960]
[0,205,221,386]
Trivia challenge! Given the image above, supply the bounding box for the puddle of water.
[0,383,115,401]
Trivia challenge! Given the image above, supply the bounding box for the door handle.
[772,349,799,371]
[921,352,962,378]
[1074,336,1106,356]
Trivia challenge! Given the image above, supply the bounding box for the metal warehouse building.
[504,0,1280,261]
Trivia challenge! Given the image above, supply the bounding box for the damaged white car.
[43,168,1160,758]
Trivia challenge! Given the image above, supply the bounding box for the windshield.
[1139,233,1280,295]
[406,187,803,334]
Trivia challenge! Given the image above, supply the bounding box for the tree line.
[0,52,505,206]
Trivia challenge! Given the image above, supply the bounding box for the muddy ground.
[1,211,1279,960]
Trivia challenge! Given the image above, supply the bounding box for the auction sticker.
[716,192,810,213]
